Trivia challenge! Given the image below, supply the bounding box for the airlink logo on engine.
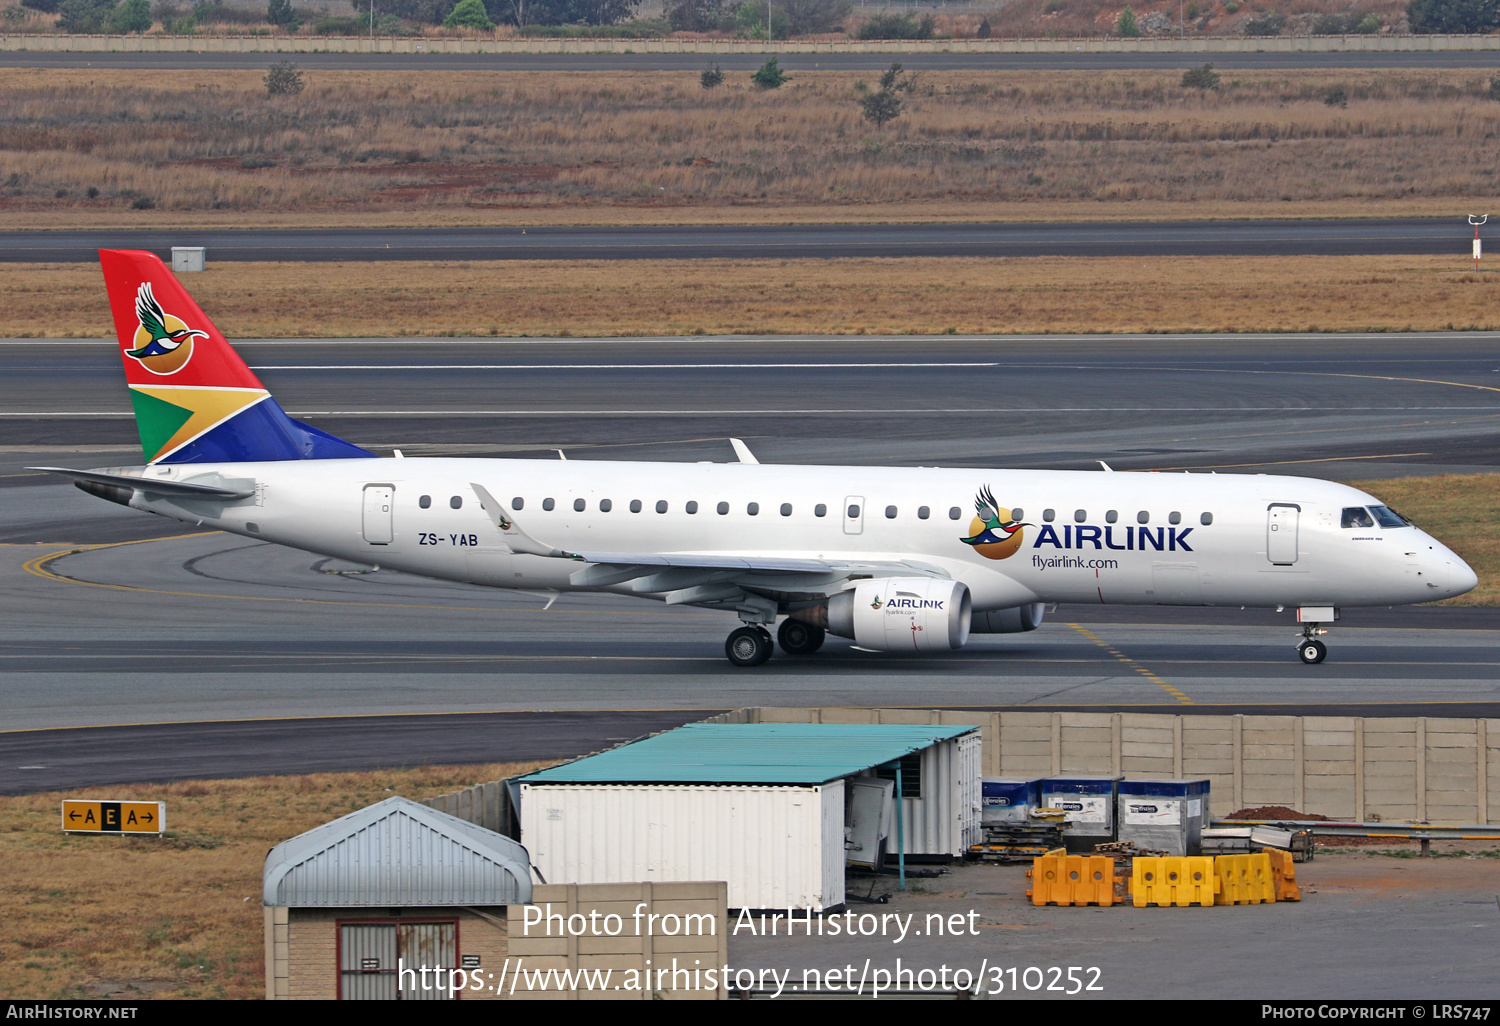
[886,598,945,610]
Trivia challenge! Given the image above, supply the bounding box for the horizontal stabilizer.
[29,466,255,499]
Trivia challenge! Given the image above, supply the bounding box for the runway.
[4,332,1498,789]
[0,220,1477,262]
[3,50,1498,72]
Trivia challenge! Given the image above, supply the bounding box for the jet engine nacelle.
[970,602,1047,634]
[825,578,972,652]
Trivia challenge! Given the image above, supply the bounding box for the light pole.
[1471,214,1488,271]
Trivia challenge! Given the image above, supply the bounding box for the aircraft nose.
[1426,545,1478,599]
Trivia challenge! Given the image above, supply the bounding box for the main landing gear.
[1298,624,1329,665]
[725,625,773,667]
[724,619,827,666]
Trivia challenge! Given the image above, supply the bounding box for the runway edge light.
[61,799,165,835]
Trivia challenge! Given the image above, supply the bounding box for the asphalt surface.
[1,220,1482,262]
[4,332,1500,790]
[4,50,1499,71]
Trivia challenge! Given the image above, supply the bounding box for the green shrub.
[700,62,724,89]
[443,0,492,28]
[860,89,901,129]
[855,12,933,38]
[110,0,151,30]
[751,56,788,89]
[1323,84,1348,107]
[267,0,295,25]
[1116,5,1139,35]
[1408,0,1500,32]
[1181,62,1220,89]
[57,0,116,32]
[264,60,304,95]
[310,13,363,31]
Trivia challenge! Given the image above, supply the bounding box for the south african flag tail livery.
[99,249,373,465]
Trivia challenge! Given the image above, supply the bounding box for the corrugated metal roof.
[520,723,981,785]
[263,796,532,907]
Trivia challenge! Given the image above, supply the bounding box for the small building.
[519,723,982,911]
[262,796,531,1000]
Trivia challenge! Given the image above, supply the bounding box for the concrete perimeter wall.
[5,33,1500,54]
[710,708,1500,825]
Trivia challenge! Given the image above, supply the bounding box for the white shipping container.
[521,780,846,910]
[880,729,983,856]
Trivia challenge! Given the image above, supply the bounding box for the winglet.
[470,482,575,558]
[730,438,759,464]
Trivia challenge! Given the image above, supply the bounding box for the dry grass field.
[6,254,1500,337]
[1355,474,1500,606]
[4,67,1500,226]
[0,761,545,1000]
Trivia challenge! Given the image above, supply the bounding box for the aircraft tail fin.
[98,249,374,465]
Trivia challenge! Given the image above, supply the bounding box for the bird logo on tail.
[123,282,207,376]
[960,484,1029,560]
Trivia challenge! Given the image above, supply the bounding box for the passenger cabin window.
[948,507,962,520]
[656,500,668,514]
[918,506,930,520]
[686,501,699,514]
[543,497,555,511]
[1169,511,1182,525]
[630,500,642,513]
[1074,509,1086,523]
[419,495,431,509]
[848,504,861,519]
[1137,511,1150,524]
[780,503,793,516]
[511,497,524,511]
[885,505,898,519]
[1105,510,1118,523]
[747,502,759,516]
[1201,512,1214,526]
[1369,506,1408,528]
[450,496,463,509]
[574,498,586,512]
[599,499,613,512]
[1011,508,1024,520]
[1342,507,1375,529]
[718,502,730,515]
[1043,509,1056,522]
[816,504,828,518]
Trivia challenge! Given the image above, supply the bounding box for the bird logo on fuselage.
[960,484,1029,560]
[124,282,207,375]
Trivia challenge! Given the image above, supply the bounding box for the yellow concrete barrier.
[1264,848,1302,902]
[1130,856,1218,907]
[1026,854,1118,907]
[1214,852,1276,905]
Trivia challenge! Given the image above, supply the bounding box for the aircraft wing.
[469,481,948,604]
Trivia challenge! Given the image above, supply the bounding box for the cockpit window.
[1368,505,1409,528]
[1341,507,1374,529]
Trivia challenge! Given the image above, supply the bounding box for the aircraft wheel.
[726,626,773,667]
[778,619,826,655]
[1298,640,1327,665]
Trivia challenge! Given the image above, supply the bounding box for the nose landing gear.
[1298,624,1328,664]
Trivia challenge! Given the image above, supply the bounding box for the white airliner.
[38,250,1479,667]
